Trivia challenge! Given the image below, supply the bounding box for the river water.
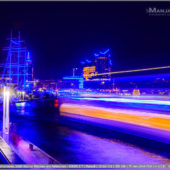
[0,100,170,164]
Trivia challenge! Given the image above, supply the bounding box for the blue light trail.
[75,97,170,106]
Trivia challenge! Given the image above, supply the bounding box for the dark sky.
[0,1,170,80]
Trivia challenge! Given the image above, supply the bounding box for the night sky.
[0,1,170,80]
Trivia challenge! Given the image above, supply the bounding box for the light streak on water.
[75,97,170,106]
[60,103,170,131]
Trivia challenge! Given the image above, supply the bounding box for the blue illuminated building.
[94,49,112,75]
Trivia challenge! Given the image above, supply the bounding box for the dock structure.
[0,133,60,164]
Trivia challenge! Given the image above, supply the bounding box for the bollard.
[29,143,34,151]
[49,159,54,164]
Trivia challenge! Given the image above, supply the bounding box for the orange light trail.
[60,104,170,132]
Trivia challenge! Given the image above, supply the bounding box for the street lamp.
[3,87,10,134]
[22,91,25,100]
[73,68,78,77]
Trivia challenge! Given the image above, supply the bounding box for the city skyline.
[0,2,170,80]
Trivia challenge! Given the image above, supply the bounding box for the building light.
[83,66,96,80]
